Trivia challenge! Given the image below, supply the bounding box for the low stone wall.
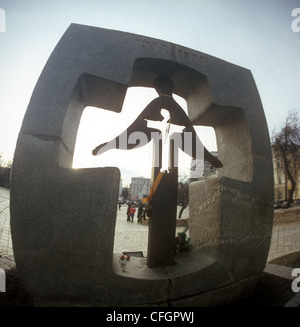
[274,206,300,224]
[142,210,299,226]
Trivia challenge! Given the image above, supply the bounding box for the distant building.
[129,177,151,201]
[190,151,219,181]
[203,151,218,176]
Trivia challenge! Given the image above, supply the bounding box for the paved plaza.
[1,186,300,261]
[113,204,189,257]
[268,221,300,261]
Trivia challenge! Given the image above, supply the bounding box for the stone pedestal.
[147,172,178,268]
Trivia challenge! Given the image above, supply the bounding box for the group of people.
[125,202,149,223]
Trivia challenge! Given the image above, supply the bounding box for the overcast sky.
[0,0,299,185]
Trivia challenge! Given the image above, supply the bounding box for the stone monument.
[10,24,274,306]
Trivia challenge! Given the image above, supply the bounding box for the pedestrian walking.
[137,205,143,224]
[126,203,131,222]
[129,205,136,223]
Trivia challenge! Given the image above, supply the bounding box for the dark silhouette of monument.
[93,76,222,169]
[10,25,273,307]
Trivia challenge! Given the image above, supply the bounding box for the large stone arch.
[10,24,273,306]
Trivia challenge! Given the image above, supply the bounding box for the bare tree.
[121,187,129,201]
[272,111,300,207]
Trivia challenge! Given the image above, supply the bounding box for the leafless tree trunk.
[272,111,300,207]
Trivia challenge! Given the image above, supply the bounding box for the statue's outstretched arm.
[92,98,165,156]
[160,96,223,168]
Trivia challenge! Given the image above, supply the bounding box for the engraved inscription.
[136,39,168,53]
[136,38,207,64]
